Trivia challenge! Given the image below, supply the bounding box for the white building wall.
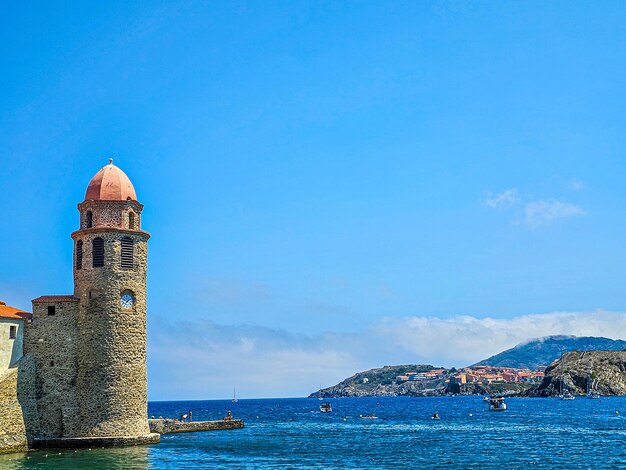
[0,318,23,370]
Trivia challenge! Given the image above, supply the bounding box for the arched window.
[85,210,93,228]
[121,237,133,269]
[76,240,83,270]
[129,212,135,229]
[92,237,104,267]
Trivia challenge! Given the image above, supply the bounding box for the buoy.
[616,411,619,415]
[469,413,473,417]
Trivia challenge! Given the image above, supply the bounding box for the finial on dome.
[109,158,113,165]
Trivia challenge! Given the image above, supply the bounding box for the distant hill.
[473,335,626,370]
[309,364,528,398]
[309,365,441,398]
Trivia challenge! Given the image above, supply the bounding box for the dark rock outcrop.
[527,350,626,397]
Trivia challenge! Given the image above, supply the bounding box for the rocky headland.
[310,365,446,398]
[309,364,530,398]
[526,350,626,397]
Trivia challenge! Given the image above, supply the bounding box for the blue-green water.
[2,396,626,468]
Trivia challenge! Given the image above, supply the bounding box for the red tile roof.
[0,301,31,320]
[32,295,78,303]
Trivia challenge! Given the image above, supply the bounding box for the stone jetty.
[149,419,244,434]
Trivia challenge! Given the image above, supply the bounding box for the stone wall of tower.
[23,300,79,438]
[78,200,142,230]
[72,225,150,438]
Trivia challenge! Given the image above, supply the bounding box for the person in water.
[432,411,440,419]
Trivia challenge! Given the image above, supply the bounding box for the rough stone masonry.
[1,160,159,452]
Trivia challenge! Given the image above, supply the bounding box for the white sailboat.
[232,387,238,403]
[560,377,575,400]
[587,374,600,399]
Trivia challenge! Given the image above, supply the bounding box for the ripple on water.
[2,397,626,468]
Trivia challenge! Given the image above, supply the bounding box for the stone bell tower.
[70,158,152,439]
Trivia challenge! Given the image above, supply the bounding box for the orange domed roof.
[85,159,137,201]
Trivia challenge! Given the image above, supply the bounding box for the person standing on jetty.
[188,410,193,422]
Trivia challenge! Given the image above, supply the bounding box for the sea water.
[2,396,626,469]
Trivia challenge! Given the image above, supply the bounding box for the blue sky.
[3,2,626,399]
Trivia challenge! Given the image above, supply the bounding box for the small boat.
[320,402,332,413]
[431,411,440,420]
[232,387,238,403]
[487,396,507,412]
[359,413,378,419]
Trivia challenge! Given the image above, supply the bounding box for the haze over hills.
[473,335,626,370]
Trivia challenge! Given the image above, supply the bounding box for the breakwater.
[149,419,244,434]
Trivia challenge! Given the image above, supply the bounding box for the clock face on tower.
[120,291,135,310]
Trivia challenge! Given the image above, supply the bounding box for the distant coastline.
[312,335,626,399]
[310,364,539,399]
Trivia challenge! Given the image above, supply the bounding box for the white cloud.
[523,200,586,227]
[483,189,520,208]
[147,318,362,400]
[374,311,626,364]
[567,179,584,192]
[483,187,587,228]
[148,310,626,400]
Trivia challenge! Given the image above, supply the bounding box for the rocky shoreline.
[312,382,531,398]
[524,350,626,397]
[310,364,532,399]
